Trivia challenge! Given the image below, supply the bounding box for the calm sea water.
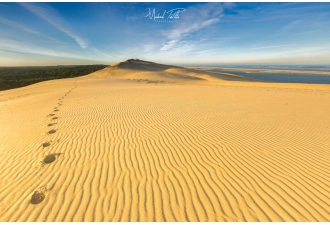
[210,67,330,84]
[209,65,330,72]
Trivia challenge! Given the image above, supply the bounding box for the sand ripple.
[0,65,329,221]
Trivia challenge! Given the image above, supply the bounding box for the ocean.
[207,65,330,84]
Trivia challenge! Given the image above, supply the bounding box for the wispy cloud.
[92,47,122,60]
[160,40,178,51]
[19,3,88,48]
[252,44,297,50]
[165,3,224,39]
[0,15,38,35]
[158,3,227,51]
[273,19,302,37]
[0,15,57,41]
[152,41,195,61]
[144,44,154,52]
[282,20,301,32]
[0,38,84,59]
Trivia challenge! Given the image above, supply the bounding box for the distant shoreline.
[190,67,330,85]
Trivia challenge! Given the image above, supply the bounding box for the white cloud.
[159,40,178,51]
[252,44,297,50]
[282,20,301,32]
[19,3,88,48]
[92,47,121,60]
[0,15,57,42]
[0,38,84,59]
[159,3,226,51]
[144,44,154,52]
[273,20,302,37]
[0,15,39,35]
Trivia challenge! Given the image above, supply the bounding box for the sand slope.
[0,60,330,221]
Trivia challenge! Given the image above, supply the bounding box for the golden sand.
[0,59,329,221]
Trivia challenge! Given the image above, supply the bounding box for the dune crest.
[86,59,251,83]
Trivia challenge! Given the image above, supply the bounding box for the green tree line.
[0,65,108,91]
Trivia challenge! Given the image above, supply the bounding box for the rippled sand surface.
[0,60,329,221]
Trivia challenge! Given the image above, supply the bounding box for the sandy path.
[0,65,330,221]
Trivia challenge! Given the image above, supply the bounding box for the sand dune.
[0,60,329,221]
[87,59,250,83]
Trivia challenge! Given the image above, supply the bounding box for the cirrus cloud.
[19,2,88,48]
[159,3,227,51]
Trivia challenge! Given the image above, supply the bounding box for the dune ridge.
[86,59,252,83]
[0,60,329,221]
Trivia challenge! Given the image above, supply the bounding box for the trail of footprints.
[30,84,77,205]
[127,78,166,84]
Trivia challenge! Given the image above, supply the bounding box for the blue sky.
[0,2,330,66]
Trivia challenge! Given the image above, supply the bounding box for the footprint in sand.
[47,129,56,134]
[35,153,62,169]
[49,114,55,116]
[47,123,56,127]
[31,186,50,204]
[52,117,58,120]
[54,109,59,112]
[44,154,55,164]
[43,153,62,164]
[42,142,51,147]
